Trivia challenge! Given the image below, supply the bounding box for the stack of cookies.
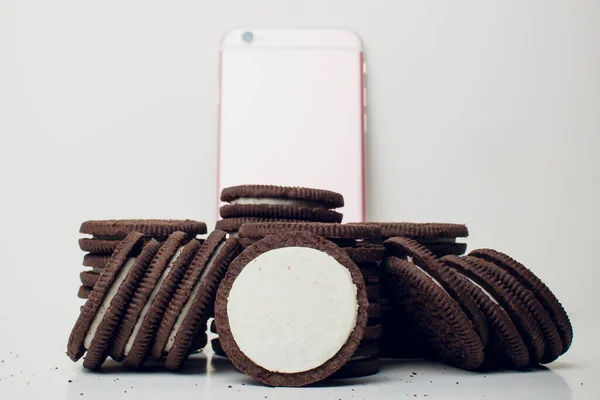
[68,229,241,370]
[382,237,572,370]
[77,220,207,299]
[67,185,573,387]
[216,185,345,236]
[211,184,346,356]
[234,222,385,379]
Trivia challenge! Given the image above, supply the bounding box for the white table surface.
[1,309,598,399]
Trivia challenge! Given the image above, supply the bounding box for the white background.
[0,1,598,399]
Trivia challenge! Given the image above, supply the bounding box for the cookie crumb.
[80,393,83,396]
[412,372,417,375]
[68,380,72,383]
[456,382,459,384]
[228,385,232,388]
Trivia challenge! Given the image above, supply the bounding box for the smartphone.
[218,28,366,222]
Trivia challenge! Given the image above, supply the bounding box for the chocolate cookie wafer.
[80,219,207,238]
[382,256,485,370]
[214,231,368,386]
[215,217,295,236]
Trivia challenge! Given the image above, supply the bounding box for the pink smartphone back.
[218,28,366,222]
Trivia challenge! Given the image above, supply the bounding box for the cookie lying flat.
[368,222,469,257]
[382,256,485,370]
[221,185,344,208]
[214,231,368,387]
[80,271,100,288]
[77,286,92,299]
[67,232,160,369]
[468,249,573,355]
[80,219,207,238]
[215,217,295,236]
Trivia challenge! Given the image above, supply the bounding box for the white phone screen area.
[218,28,365,222]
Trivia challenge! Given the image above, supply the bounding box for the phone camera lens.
[242,31,254,43]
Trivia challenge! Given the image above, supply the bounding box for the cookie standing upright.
[214,231,368,386]
[236,222,384,378]
[77,219,207,299]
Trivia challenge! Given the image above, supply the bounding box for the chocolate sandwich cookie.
[220,204,343,223]
[239,222,384,264]
[385,237,490,348]
[447,255,562,365]
[164,235,242,370]
[67,232,160,369]
[80,219,207,238]
[441,255,530,369]
[469,249,573,355]
[121,239,203,369]
[221,185,344,208]
[80,271,100,288]
[109,232,190,362]
[77,286,91,299]
[215,217,295,235]
[82,254,111,268]
[382,256,485,370]
[367,222,469,257]
[214,231,368,387]
[79,238,122,254]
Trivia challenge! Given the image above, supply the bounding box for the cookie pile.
[68,229,241,370]
[68,184,573,388]
[77,220,207,299]
[383,237,572,370]
[216,185,345,236]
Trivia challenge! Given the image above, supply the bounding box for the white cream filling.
[123,247,184,356]
[164,242,227,352]
[408,257,444,290]
[227,247,358,373]
[462,274,500,305]
[229,197,327,208]
[92,267,104,274]
[84,258,136,349]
